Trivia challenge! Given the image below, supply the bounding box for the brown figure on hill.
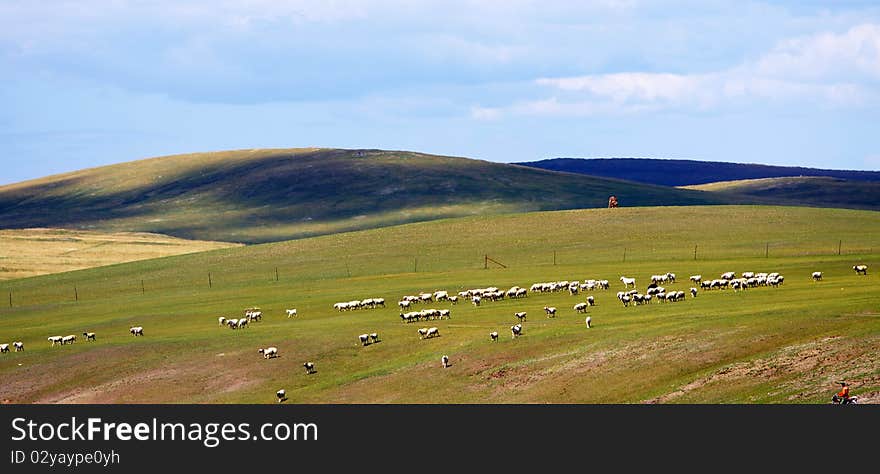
[608,195,618,208]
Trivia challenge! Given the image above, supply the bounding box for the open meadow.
[0,205,878,404]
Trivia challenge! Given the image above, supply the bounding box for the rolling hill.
[0,148,729,244]
[681,176,880,211]
[0,205,878,404]
[518,157,880,187]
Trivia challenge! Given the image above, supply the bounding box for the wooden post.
[208,273,213,288]
[141,280,145,294]
[838,240,842,255]
[414,258,418,273]
[484,255,488,270]
[275,267,279,282]
[553,251,556,266]
[693,245,698,260]
[8,291,11,307]
[74,286,78,302]
[623,248,627,262]
[765,243,769,258]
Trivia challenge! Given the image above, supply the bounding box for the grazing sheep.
[398,300,411,310]
[425,327,440,339]
[489,331,499,341]
[472,296,481,306]
[130,326,144,336]
[369,333,380,344]
[48,336,63,346]
[620,276,636,288]
[13,341,24,351]
[689,275,702,283]
[511,324,523,338]
[237,318,249,329]
[585,316,592,329]
[441,355,450,368]
[448,295,459,304]
[438,309,451,320]
[418,328,429,339]
[62,334,77,345]
[853,264,868,275]
[286,309,298,318]
[514,311,527,322]
[226,318,239,329]
[218,316,227,327]
[690,287,698,298]
[82,332,96,341]
[586,296,595,306]
[544,306,557,318]
[721,272,736,280]
[573,302,588,313]
[812,271,823,281]
[276,389,287,403]
[359,334,371,346]
[259,347,279,359]
[0,344,8,353]
[304,362,316,374]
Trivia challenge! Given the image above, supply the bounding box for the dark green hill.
[0,148,728,243]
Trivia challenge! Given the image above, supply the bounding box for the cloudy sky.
[3,0,880,184]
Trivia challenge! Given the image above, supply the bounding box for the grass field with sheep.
[0,205,878,404]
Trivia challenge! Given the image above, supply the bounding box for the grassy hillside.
[518,157,880,187]
[681,176,880,211]
[0,228,241,280]
[0,148,727,244]
[0,205,878,404]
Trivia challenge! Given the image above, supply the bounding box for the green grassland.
[0,148,728,244]
[682,176,880,211]
[0,205,878,404]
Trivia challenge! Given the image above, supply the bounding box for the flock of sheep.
[2,262,870,403]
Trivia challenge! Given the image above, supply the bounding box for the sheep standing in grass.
[472,296,481,307]
[0,344,8,353]
[82,332,96,341]
[573,302,588,313]
[441,355,450,368]
[48,336,63,346]
[286,309,298,318]
[425,327,440,339]
[13,341,24,352]
[237,318,249,329]
[259,347,279,359]
[514,312,527,322]
[853,264,868,275]
[490,331,498,341]
[304,362,316,374]
[586,296,595,306]
[226,319,239,330]
[218,317,226,327]
[689,275,701,284]
[62,335,77,345]
[585,316,592,329]
[620,276,636,288]
[690,288,698,298]
[544,306,557,318]
[359,334,370,346]
[511,324,523,338]
[369,333,380,344]
[418,328,428,339]
[130,326,144,336]
[812,271,823,281]
[276,389,287,403]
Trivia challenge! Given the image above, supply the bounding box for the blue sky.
[2,0,880,185]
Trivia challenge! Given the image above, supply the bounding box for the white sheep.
[441,355,450,368]
[812,271,823,281]
[286,309,298,318]
[585,316,592,329]
[13,341,24,351]
[853,264,868,275]
[689,275,702,283]
[82,332,96,341]
[218,316,227,327]
[544,306,557,318]
[276,389,287,403]
[0,344,8,353]
[369,333,380,344]
[690,287,698,298]
[237,318,249,329]
[359,334,370,346]
[586,296,595,306]
[425,327,440,339]
[620,276,636,288]
[303,362,316,374]
[259,347,278,359]
[573,302,588,313]
[48,336,63,346]
[510,324,523,338]
[62,334,77,345]
[418,328,428,339]
[226,318,239,329]
[472,295,481,306]
[489,331,498,341]
[130,326,144,336]
[448,295,459,304]
[514,311,527,322]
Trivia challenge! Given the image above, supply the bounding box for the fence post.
[414,258,418,273]
[484,255,488,270]
[694,245,698,260]
[553,251,556,266]
[275,267,279,282]
[765,243,769,258]
[623,248,627,262]
[838,240,842,256]
[208,273,212,288]
[141,280,145,294]
[74,286,78,302]
[8,291,11,307]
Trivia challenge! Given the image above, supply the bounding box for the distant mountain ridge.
[517,158,880,187]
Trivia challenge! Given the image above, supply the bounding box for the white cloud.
[481,23,880,118]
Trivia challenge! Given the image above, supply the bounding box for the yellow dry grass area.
[0,228,242,280]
